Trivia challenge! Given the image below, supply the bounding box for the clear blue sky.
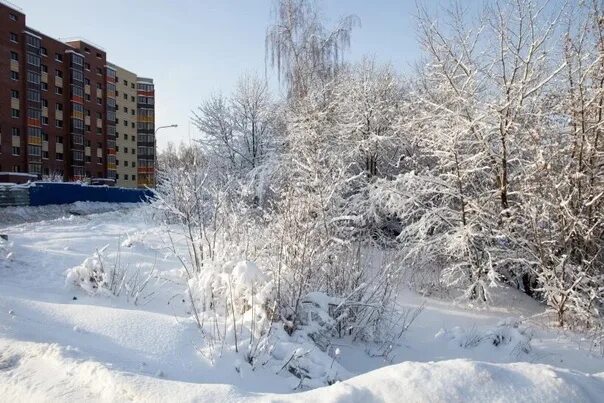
[11,0,443,149]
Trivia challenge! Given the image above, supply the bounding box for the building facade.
[110,63,139,187]
[0,1,154,187]
[136,77,155,188]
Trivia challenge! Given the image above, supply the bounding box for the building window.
[56,153,63,160]
[41,64,48,73]
[57,136,63,144]
[131,122,135,129]
[124,134,128,140]
[12,147,20,156]
[42,99,48,108]
[96,52,102,58]
[72,118,84,131]
[27,90,40,102]
[56,87,63,95]
[123,93,127,100]
[10,89,19,99]
[41,47,47,56]
[41,82,48,91]
[11,127,19,137]
[131,148,135,154]
[43,151,49,159]
[27,53,40,67]
[84,46,90,53]
[56,103,63,111]
[11,109,19,118]
[42,116,49,125]
[123,106,128,113]
[10,51,18,61]
[9,13,17,21]
[55,69,63,78]
[97,67,102,75]
[97,97,102,105]
[124,147,128,154]
[85,78,90,85]
[96,83,102,90]
[55,53,63,62]
[85,93,91,101]
[28,108,41,120]
[56,120,63,128]
[27,71,41,84]
[84,62,90,71]
[123,120,128,127]
[85,155,91,163]
[10,71,18,80]
[9,32,18,43]
[131,83,135,89]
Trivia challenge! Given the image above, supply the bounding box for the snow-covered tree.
[265,0,360,99]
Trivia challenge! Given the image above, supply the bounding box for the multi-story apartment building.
[0,1,154,187]
[136,77,155,188]
[109,63,138,187]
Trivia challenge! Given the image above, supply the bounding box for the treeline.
[159,0,603,331]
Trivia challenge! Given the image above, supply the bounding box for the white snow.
[0,204,603,401]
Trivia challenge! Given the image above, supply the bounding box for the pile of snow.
[296,359,604,403]
[1,337,602,402]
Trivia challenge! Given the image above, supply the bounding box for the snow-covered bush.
[0,237,12,268]
[65,246,114,296]
[435,320,533,358]
[65,246,157,304]
[151,0,604,388]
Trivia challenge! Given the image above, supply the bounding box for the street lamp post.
[153,124,178,187]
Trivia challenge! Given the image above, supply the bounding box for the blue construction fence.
[28,182,155,206]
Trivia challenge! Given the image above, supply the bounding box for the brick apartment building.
[0,1,155,188]
[108,63,155,188]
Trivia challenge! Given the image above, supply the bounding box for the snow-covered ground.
[1,205,603,402]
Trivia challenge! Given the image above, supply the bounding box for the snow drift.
[1,338,602,402]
